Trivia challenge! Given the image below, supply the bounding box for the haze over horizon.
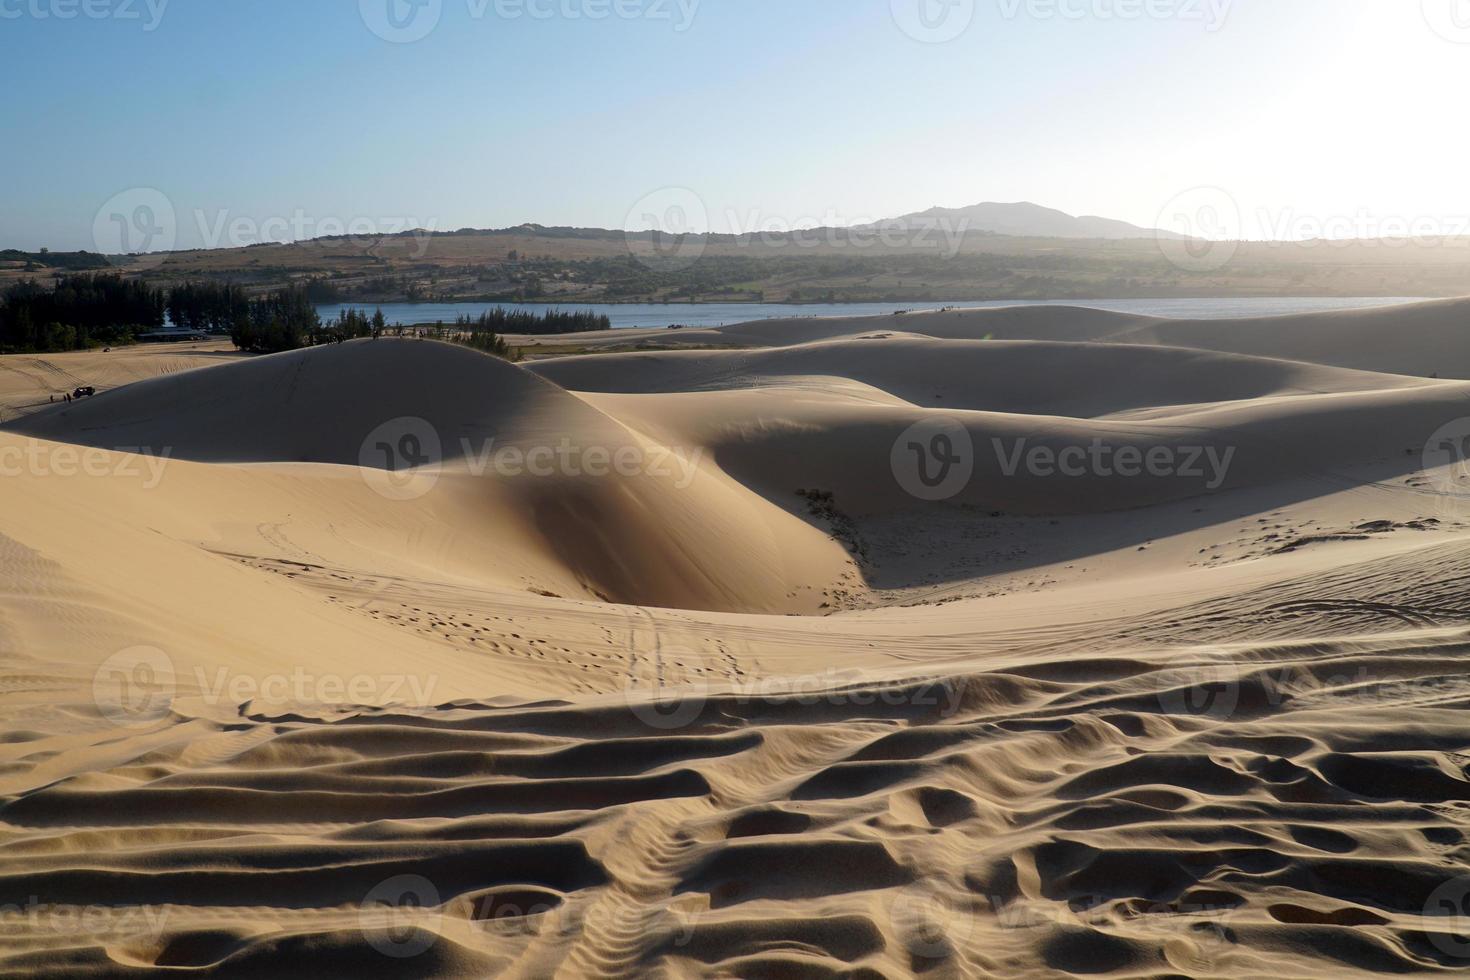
[4,0,1470,252]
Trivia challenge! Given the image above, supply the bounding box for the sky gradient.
[3,0,1468,251]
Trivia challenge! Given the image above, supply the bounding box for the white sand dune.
[5,305,1470,978]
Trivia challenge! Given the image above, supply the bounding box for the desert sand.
[4,299,1470,977]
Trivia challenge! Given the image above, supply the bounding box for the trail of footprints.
[225,555,748,696]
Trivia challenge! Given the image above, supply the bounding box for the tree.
[0,274,163,352]
[230,286,321,354]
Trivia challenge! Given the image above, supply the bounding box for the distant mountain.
[867,201,1188,240]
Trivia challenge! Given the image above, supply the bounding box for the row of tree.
[453,307,610,334]
[228,287,325,353]
[0,274,597,356]
[232,301,523,360]
[0,275,165,352]
[166,281,251,334]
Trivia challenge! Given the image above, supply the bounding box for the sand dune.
[530,336,1433,413]
[520,296,1470,381]
[0,339,236,422]
[1110,297,1470,379]
[536,336,1468,518]
[5,306,1470,977]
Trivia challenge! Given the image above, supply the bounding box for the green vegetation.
[449,307,610,335]
[455,324,512,359]
[0,273,562,361]
[229,287,324,353]
[0,274,164,352]
[0,249,113,272]
[166,281,251,334]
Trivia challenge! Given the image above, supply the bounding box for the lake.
[315,297,1430,331]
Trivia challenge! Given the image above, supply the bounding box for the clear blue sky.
[2,0,1466,251]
